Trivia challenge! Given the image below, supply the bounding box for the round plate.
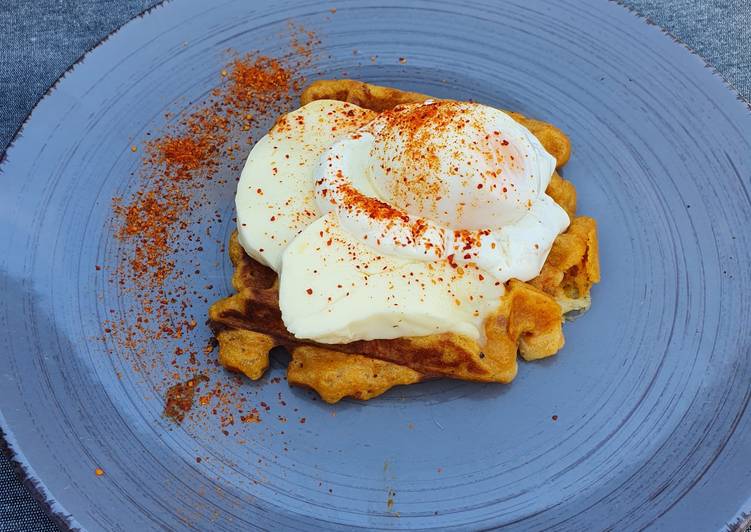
[2,1,750,530]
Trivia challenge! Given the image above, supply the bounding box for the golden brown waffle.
[208,80,600,403]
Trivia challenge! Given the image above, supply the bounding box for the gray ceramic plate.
[1,0,750,530]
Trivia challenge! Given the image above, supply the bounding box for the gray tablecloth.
[0,1,748,530]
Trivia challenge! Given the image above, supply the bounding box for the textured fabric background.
[0,1,748,530]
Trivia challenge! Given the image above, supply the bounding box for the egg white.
[236,99,568,344]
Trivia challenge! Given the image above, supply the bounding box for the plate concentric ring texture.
[1,0,750,530]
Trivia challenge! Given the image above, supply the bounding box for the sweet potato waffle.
[208,80,600,403]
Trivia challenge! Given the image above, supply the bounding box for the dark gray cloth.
[0,1,748,530]
[622,0,750,101]
[0,1,163,155]
[0,455,61,532]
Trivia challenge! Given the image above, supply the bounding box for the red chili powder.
[105,25,318,431]
[164,374,209,423]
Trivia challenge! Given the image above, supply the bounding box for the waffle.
[208,80,600,403]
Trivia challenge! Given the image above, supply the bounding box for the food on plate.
[209,80,600,403]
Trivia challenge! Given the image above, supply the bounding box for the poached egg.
[236,98,569,343]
